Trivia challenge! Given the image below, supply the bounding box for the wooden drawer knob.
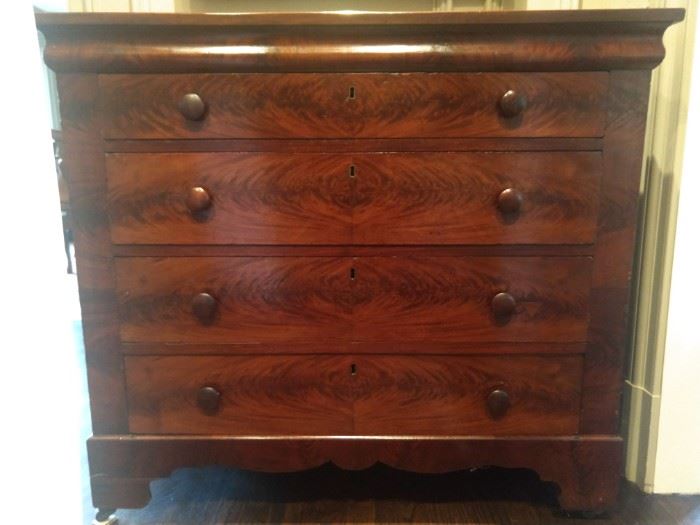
[186,186,212,213]
[197,386,221,415]
[499,89,527,118]
[192,292,217,323]
[179,93,207,121]
[497,188,523,215]
[492,292,516,319]
[487,389,510,419]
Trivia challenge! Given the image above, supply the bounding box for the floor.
[111,466,700,524]
[64,274,700,525]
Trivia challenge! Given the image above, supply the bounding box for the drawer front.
[107,152,600,246]
[355,257,592,343]
[352,355,582,435]
[354,151,600,245]
[125,354,581,435]
[125,355,355,435]
[106,153,353,245]
[100,72,607,139]
[116,256,591,344]
[116,257,353,344]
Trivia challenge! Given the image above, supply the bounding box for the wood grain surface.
[580,71,653,433]
[125,354,581,435]
[58,74,128,434]
[121,341,586,356]
[103,137,605,153]
[36,9,686,27]
[99,73,607,139]
[37,10,683,74]
[107,151,601,246]
[39,8,686,515]
[351,355,582,435]
[87,435,623,512]
[125,355,355,435]
[111,244,595,258]
[116,256,592,344]
[115,257,353,344]
[107,153,352,245]
[109,466,696,525]
[353,256,592,343]
[352,152,601,244]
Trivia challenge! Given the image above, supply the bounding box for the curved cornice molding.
[36,9,684,74]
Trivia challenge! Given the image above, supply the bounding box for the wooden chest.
[37,8,683,515]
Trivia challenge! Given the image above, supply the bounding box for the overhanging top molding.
[36,9,685,73]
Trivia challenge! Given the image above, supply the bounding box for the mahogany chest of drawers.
[37,8,683,517]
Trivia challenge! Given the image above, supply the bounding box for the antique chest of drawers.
[37,8,683,517]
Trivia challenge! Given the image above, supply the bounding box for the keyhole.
[348,86,356,99]
[348,165,356,178]
[350,267,356,280]
[350,363,357,376]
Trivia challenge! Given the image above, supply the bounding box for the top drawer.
[99,72,608,140]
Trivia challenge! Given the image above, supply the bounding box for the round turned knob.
[492,292,517,319]
[178,93,207,121]
[487,389,510,419]
[499,89,528,118]
[197,386,221,415]
[192,292,217,323]
[497,188,524,215]
[186,187,212,214]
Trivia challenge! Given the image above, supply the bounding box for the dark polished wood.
[57,74,128,434]
[352,355,582,435]
[353,256,592,343]
[87,436,622,512]
[497,187,524,215]
[191,292,217,324]
[104,137,605,153]
[196,386,221,415]
[487,389,511,420]
[184,186,211,214]
[107,153,353,245]
[111,244,596,258]
[125,354,581,435]
[39,8,683,516]
[492,292,517,320]
[352,152,601,245]
[110,466,700,524]
[580,70,653,434]
[121,341,586,356]
[115,256,591,344]
[178,92,206,121]
[116,257,353,343]
[107,151,601,246]
[100,73,607,139]
[499,89,527,118]
[126,355,356,435]
[35,9,687,26]
[37,10,683,73]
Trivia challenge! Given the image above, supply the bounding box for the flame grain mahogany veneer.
[36,8,684,517]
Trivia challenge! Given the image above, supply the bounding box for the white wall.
[0,3,83,522]
[34,0,68,10]
[652,16,700,493]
